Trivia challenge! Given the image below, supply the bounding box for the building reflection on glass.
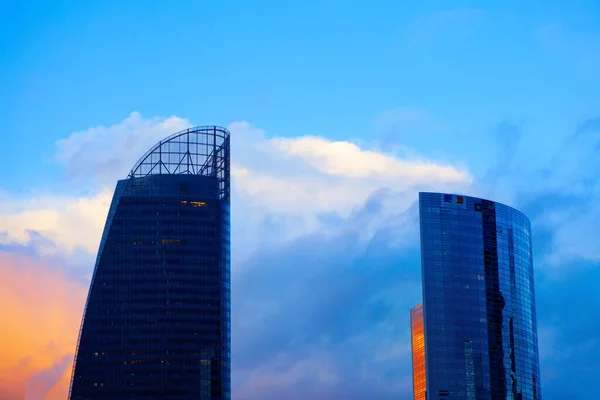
[410,303,426,400]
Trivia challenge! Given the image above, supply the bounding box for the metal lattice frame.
[128,125,230,202]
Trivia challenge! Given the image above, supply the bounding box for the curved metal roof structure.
[128,125,230,201]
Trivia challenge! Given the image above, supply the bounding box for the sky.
[1,0,599,398]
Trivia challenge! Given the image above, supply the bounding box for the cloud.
[534,265,600,397]
[9,110,600,398]
[25,355,72,400]
[0,249,87,400]
[1,112,191,259]
[0,112,473,398]
[227,122,470,256]
[269,136,465,182]
[511,116,600,269]
[232,189,422,399]
[1,114,471,260]
[480,115,600,396]
[0,189,113,256]
[473,120,525,207]
[470,115,600,271]
[55,111,191,186]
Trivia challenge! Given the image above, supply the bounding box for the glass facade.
[69,127,231,399]
[411,303,427,400]
[419,192,541,400]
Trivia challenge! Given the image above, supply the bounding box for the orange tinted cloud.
[0,251,87,400]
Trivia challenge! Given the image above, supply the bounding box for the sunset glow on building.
[410,303,426,400]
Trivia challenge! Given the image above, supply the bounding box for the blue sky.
[2,0,599,190]
[1,1,600,399]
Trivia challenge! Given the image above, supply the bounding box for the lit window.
[190,201,206,207]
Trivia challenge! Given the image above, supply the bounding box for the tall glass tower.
[69,126,231,399]
[415,192,541,400]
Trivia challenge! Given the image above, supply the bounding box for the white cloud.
[1,113,472,259]
[0,189,112,256]
[269,135,466,182]
[230,122,471,255]
[55,111,191,185]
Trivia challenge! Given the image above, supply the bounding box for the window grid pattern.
[411,303,427,400]
[69,173,230,399]
[419,192,541,400]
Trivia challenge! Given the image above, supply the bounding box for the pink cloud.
[0,251,87,400]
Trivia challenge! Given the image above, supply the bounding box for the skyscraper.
[412,192,541,400]
[410,303,426,400]
[69,126,231,399]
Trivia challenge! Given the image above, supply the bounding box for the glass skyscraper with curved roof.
[412,192,541,400]
[69,126,231,399]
